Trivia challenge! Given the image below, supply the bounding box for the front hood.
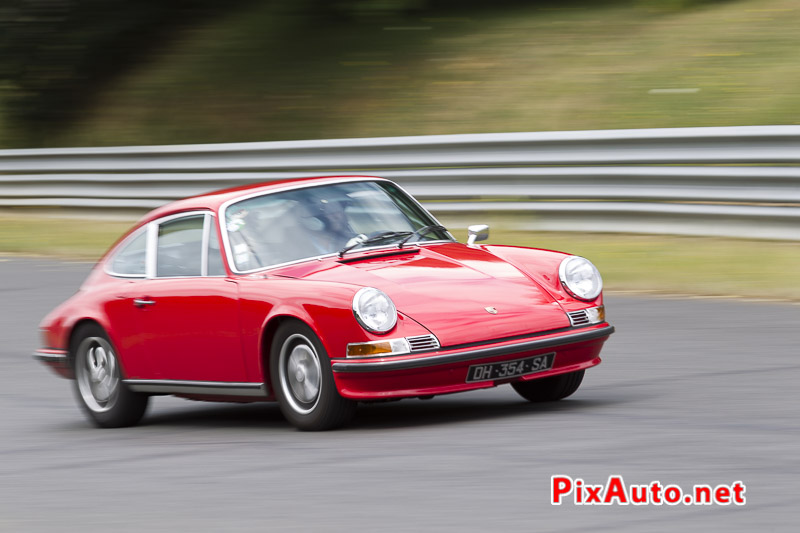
[273,243,570,346]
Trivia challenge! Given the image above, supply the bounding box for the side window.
[156,216,204,278]
[110,230,147,276]
[207,225,227,276]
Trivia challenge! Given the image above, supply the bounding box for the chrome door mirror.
[467,224,489,246]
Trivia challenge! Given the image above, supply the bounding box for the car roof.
[138,175,387,224]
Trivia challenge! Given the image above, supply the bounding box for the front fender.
[481,245,604,311]
[237,277,433,384]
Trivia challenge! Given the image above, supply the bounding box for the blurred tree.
[314,0,727,18]
[0,0,729,147]
[0,0,246,146]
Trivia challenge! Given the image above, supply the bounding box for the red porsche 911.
[35,176,614,430]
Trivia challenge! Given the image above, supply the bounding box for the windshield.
[223,180,451,271]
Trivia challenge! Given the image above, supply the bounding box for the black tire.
[511,370,585,403]
[71,324,149,428]
[270,321,356,431]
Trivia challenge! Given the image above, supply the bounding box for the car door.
[130,212,248,383]
[102,226,157,379]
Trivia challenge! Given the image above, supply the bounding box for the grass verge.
[2,215,799,301]
[0,216,134,260]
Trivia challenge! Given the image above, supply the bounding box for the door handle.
[133,298,156,308]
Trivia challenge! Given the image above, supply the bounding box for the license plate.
[466,352,555,383]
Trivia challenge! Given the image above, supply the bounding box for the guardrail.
[2,126,800,240]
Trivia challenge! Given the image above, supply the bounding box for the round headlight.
[352,287,397,333]
[559,256,603,301]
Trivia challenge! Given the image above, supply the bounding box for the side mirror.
[467,224,489,246]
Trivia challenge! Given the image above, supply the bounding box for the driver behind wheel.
[297,196,357,254]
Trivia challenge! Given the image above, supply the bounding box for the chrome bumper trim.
[124,379,268,397]
[331,325,614,373]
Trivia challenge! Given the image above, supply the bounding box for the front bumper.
[331,324,614,400]
[33,348,72,379]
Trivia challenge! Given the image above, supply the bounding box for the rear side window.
[109,231,147,276]
[156,216,204,277]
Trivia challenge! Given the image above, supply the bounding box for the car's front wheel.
[270,321,356,431]
[511,370,585,402]
[71,324,149,427]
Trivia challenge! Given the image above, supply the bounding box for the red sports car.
[35,176,614,430]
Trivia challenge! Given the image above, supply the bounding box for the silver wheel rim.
[279,333,322,415]
[75,336,120,413]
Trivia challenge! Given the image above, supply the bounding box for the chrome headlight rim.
[352,287,398,334]
[558,255,603,301]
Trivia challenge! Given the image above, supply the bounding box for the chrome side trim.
[331,325,614,373]
[33,349,69,363]
[201,213,211,277]
[145,220,158,278]
[124,379,268,397]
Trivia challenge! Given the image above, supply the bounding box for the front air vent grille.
[567,310,590,327]
[406,334,440,352]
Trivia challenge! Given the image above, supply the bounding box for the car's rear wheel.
[270,321,356,431]
[511,370,585,402]
[72,324,148,428]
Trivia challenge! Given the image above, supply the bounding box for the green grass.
[7,0,795,148]
[0,216,134,259]
[3,215,799,301]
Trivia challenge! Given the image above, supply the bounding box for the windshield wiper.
[397,225,448,249]
[338,231,413,258]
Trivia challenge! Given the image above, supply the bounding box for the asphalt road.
[1,256,798,532]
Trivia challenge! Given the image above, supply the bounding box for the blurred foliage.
[326,0,726,16]
[0,0,249,146]
[8,0,799,148]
